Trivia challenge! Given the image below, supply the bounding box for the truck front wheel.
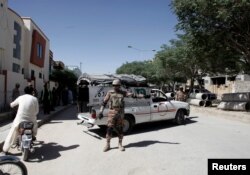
[175,109,186,125]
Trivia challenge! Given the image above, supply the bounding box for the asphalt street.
[2,105,249,175]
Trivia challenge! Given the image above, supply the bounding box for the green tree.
[155,34,207,91]
[171,0,250,74]
[50,69,77,90]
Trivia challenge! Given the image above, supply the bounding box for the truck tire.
[123,116,134,134]
[175,109,185,125]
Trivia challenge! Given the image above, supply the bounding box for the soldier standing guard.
[98,79,146,152]
[175,87,186,102]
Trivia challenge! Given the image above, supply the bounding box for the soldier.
[98,79,147,152]
[175,86,186,102]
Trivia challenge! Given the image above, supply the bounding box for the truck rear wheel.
[123,116,134,134]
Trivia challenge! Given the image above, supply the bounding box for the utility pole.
[80,62,82,73]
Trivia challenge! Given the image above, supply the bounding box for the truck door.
[125,98,151,123]
[150,90,172,121]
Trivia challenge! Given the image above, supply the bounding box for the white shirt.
[10,94,39,124]
[3,94,39,152]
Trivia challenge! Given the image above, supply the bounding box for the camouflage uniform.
[99,79,132,152]
[102,89,128,152]
[175,89,186,102]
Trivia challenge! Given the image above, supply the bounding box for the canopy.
[77,73,148,87]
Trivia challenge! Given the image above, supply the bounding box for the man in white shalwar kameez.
[2,88,39,154]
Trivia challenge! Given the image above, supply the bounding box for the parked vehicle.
[78,88,190,134]
[77,73,190,134]
[0,155,28,175]
[18,121,34,161]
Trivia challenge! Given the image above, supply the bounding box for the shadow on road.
[28,142,79,163]
[125,140,180,148]
[131,118,198,135]
[84,117,198,139]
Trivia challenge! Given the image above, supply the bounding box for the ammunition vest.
[109,91,124,109]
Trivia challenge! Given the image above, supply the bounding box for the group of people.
[40,82,73,115]
[11,82,64,116]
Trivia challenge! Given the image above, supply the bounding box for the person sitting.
[1,87,39,155]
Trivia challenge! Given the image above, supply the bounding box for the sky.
[8,0,178,74]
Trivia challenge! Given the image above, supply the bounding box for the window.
[37,43,43,58]
[31,70,35,79]
[211,77,226,85]
[39,72,42,79]
[12,63,20,73]
[13,21,21,59]
[151,90,167,103]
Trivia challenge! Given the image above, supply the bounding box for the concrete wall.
[236,74,250,81]
[205,78,250,100]
[206,83,233,100]
[234,81,250,93]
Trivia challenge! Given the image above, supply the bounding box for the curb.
[0,104,73,152]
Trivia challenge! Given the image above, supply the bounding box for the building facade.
[0,0,50,110]
[203,74,250,99]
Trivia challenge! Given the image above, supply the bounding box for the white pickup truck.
[77,87,190,134]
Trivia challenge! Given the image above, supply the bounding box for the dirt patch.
[190,105,250,124]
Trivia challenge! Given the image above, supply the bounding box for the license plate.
[22,135,32,148]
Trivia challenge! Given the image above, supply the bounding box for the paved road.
[5,105,250,175]
[0,105,72,150]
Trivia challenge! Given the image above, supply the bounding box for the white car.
[78,89,190,134]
